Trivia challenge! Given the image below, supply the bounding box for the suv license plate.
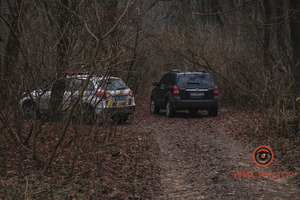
[190,92,204,97]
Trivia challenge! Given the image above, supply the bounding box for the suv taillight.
[173,85,180,97]
[214,86,218,97]
[129,90,134,97]
[96,91,111,99]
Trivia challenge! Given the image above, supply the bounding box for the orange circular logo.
[252,146,274,167]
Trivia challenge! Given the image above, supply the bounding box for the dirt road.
[1,106,299,199]
[131,108,300,199]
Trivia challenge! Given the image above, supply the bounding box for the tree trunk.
[0,0,22,106]
[211,0,224,27]
[290,0,300,94]
[103,0,119,76]
[263,0,272,69]
[276,0,288,64]
[50,0,72,120]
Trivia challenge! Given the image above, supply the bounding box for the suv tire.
[208,107,218,117]
[150,99,160,114]
[165,99,174,118]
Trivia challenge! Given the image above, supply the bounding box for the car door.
[39,86,52,113]
[62,78,81,111]
[62,79,72,111]
[38,80,72,112]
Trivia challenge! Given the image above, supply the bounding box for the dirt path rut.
[134,110,299,199]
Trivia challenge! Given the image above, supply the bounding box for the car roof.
[168,71,210,76]
[66,74,120,80]
[178,72,208,74]
[91,76,120,80]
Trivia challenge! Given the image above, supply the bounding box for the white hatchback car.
[20,72,136,124]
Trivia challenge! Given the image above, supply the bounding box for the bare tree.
[289,0,300,94]
[49,0,74,121]
[0,0,22,107]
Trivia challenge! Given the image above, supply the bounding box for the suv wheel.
[150,99,160,114]
[208,107,218,117]
[165,99,174,118]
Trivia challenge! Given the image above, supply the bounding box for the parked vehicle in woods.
[20,72,135,124]
[150,70,218,117]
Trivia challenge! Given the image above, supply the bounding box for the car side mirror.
[152,82,159,87]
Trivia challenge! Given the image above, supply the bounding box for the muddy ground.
[133,107,299,199]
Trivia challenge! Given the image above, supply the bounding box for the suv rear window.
[177,74,215,88]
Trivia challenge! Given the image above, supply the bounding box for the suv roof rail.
[171,69,181,73]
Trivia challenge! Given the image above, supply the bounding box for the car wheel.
[120,114,129,124]
[208,107,218,117]
[165,99,174,118]
[150,99,160,114]
[189,109,198,115]
[113,114,129,124]
[23,101,35,119]
[97,110,110,126]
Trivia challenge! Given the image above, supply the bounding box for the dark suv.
[150,70,218,117]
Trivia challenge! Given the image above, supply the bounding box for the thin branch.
[42,70,95,175]
[102,0,131,39]
[0,111,45,164]
[194,0,256,16]
[55,0,99,41]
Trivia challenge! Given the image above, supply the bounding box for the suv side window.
[160,73,175,85]
[159,74,168,85]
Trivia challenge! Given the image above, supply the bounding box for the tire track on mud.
[137,112,299,199]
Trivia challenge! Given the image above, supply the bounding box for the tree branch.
[194,0,256,16]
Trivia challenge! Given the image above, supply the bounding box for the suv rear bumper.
[170,98,218,110]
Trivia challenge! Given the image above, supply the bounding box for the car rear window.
[100,79,129,90]
[177,74,215,88]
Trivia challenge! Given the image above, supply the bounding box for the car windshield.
[66,79,95,91]
[177,74,215,88]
